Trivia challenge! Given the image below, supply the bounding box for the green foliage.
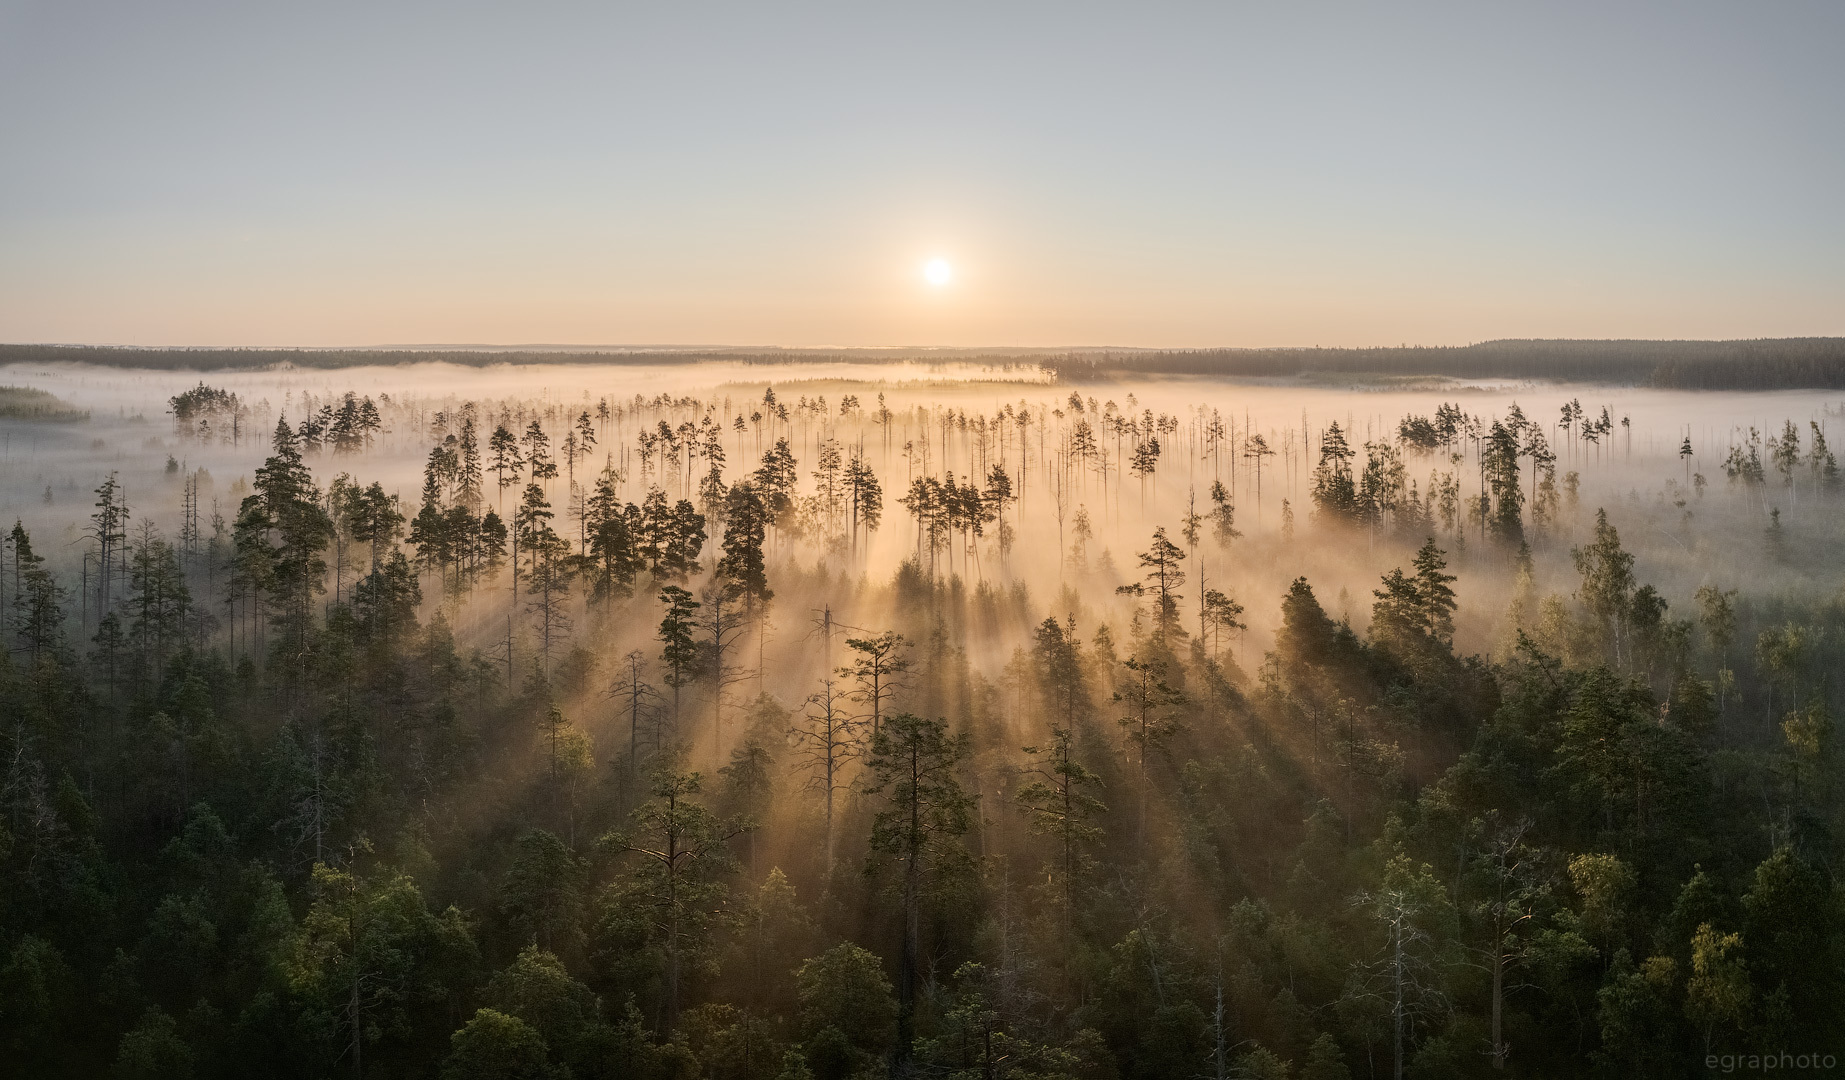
[795,942,896,1075]
[0,384,88,422]
[114,1006,194,1080]
[287,862,480,1074]
[580,467,643,604]
[1018,725,1106,915]
[1,936,76,1072]
[1114,527,1187,646]
[1741,847,1844,1040]
[864,713,975,1056]
[443,1008,561,1080]
[720,868,816,1019]
[658,585,704,704]
[7,382,1845,1080]
[1369,540,1456,656]
[1573,509,1636,665]
[1483,419,1525,544]
[599,754,744,1034]
[501,831,587,959]
[1310,423,1358,523]
[481,948,631,1078]
[1299,1033,1349,1080]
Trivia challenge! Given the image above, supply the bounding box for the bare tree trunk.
[1393,917,1406,1080]
[1492,947,1506,1069]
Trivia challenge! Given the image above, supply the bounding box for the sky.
[0,1,1840,349]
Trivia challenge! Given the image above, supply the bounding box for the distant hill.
[2,338,1841,389]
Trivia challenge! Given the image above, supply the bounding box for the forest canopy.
[0,370,1839,1080]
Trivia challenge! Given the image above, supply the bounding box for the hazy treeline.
[1047,338,1845,390]
[0,372,1841,1080]
[7,338,1845,389]
[0,385,89,423]
[0,345,1050,375]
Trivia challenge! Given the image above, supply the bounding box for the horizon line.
[6,336,1844,355]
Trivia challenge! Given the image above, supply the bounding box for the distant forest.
[0,385,88,422]
[1046,339,1845,391]
[3,338,1844,389]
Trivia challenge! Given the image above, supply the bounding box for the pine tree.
[524,534,574,679]
[580,469,641,605]
[790,668,860,879]
[812,438,845,536]
[354,549,422,647]
[700,583,752,758]
[1113,654,1184,848]
[1208,479,1241,546]
[716,728,775,878]
[1200,588,1247,658]
[1311,423,1358,523]
[1017,725,1105,920]
[85,473,130,626]
[600,755,744,1035]
[238,419,333,669]
[125,522,191,686]
[1115,527,1188,649]
[513,483,556,589]
[1484,420,1525,545]
[656,499,706,583]
[523,421,557,484]
[489,423,524,507]
[1412,539,1457,644]
[1573,509,1636,666]
[864,714,974,1060]
[843,448,883,557]
[344,481,405,577]
[609,649,665,801]
[839,631,912,737]
[407,448,453,586]
[1244,432,1276,508]
[716,483,772,614]
[9,522,65,665]
[456,405,484,507]
[657,586,702,731]
[289,863,476,1079]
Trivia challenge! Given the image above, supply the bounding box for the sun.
[922,258,953,287]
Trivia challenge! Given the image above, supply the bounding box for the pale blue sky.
[1,1,1839,347]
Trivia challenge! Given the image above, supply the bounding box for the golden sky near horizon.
[1,2,1840,349]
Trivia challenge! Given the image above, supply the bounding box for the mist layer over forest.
[5,336,1844,389]
[0,358,1839,1080]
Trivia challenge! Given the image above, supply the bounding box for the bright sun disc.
[923,258,953,286]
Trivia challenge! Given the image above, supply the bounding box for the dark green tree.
[1484,420,1525,544]
[600,756,745,1035]
[863,713,975,1059]
[716,482,772,614]
[794,943,897,1080]
[657,586,702,730]
[1017,725,1106,920]
[1311,422,1359,523]
[235,419,333,669]
[1115,527,1188,648]
[442,1008,559,1080]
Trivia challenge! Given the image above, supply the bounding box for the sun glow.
[922,258,953,286]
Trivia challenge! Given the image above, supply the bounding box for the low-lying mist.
[3,358,1837,722]
[3,356,1841,1079]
